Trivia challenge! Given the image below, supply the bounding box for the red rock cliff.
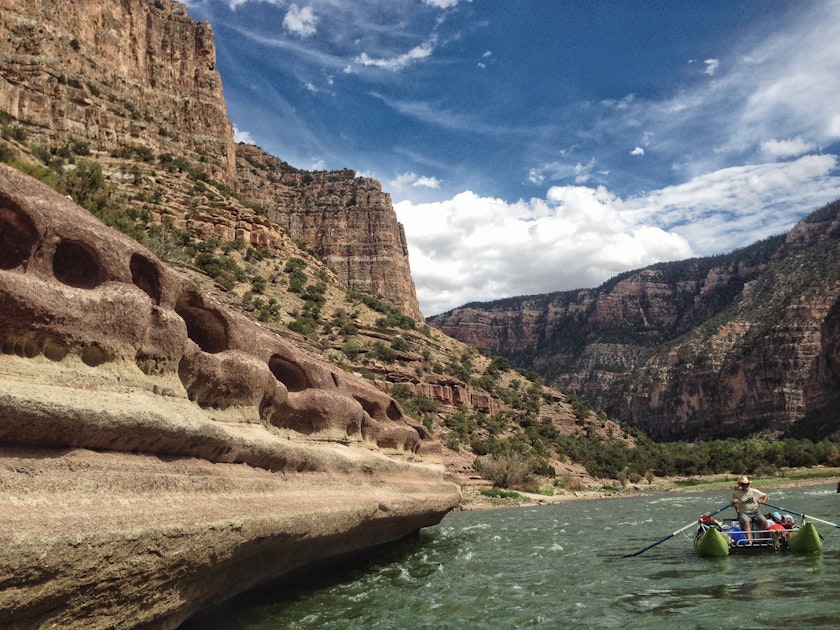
[0,0,236,183]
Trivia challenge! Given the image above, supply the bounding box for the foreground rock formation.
[431,201,840,440]
[0,164,459,628]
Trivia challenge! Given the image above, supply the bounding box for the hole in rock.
[268,355,310,392]
[175,292,229,354]
[355,396,379,419]
[130,253,162,304]
[0,197,39,270]
[52,239,103,289]
[81,343,109,367]
[386,400,402,421]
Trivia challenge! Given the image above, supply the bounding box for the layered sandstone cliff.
[235,145,422,321]
[0,0,235,183]
[0,164,459,627]
[0,0,423,321]
[431,203,840,440]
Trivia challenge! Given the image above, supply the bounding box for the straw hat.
[737,475,750,485]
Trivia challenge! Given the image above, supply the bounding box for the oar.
[766,502,840,530]
[622,502,732,558]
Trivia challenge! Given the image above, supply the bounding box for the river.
[193,483,839,629]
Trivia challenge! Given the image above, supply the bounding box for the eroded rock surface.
[0,164,459,628]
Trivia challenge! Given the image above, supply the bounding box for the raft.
[694,518,822,557]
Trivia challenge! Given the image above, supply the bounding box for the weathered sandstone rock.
[0,164,459,628]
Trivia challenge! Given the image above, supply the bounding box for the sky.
[185,0,840,316]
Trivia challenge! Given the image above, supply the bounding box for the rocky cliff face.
[431,203,840,440]
[0,164,459,627]
[0,0,236,184]
[0,0,422,321]
[235,145,422,321]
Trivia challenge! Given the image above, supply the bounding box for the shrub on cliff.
[474,453,530,488]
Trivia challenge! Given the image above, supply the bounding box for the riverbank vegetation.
[566,432,840,482]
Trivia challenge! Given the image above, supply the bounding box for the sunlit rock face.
[0,0,236,184]
[0,164,459,628]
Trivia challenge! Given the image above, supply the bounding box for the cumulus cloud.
[396,153,840,316]
[395,187,692,316]
[414,176,441,188]
[284,4,318,37]
[423,0,462,7]
[388,172,441,192]
[233,124,255,144]
[630,147,645,156]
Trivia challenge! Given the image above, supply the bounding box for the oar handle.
[622,502,732,558]
[765,502,840,530]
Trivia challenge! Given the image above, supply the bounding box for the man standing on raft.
[732,475,769,544]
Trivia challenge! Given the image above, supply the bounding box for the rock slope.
[0,164,459,628]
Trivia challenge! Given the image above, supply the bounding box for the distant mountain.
[430,200,840,441]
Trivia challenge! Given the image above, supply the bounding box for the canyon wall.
[0,0,422,321]
[0,164,459,627]
[0,0,236,183]
[235,145,422,321]
[431,202,840,440]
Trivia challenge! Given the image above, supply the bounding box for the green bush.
[342,340,362,359]
[474,453,534,489]
[372,342,397,363]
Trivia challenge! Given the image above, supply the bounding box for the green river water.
[194,483,839,629]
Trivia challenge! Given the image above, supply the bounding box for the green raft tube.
[694,518,822,558]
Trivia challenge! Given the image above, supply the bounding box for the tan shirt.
[732,487,766,515]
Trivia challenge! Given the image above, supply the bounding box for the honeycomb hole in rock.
[52,239,104,289]
[268,355,310,392]
[0,197,39,270]
[130,253,162,304]
[386,400,402,421]
[81,343,110,367]
[42,338,68,362]
[174,293,230,354]
[355,397,379,420]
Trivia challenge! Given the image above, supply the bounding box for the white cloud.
[704,59,720,76]
[414,176,441,189]
[574,158,596,183]
[423,0,462,7]
[388,172,441,192]
[761,137,815,159]
[284,4,318,38]
[233,124,254,144]
[630,147,645,156]
[396,188,693,316]
[397,154,840,316]
[355,41,435,71]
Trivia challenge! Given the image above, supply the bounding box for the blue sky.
[185,1,840,316]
